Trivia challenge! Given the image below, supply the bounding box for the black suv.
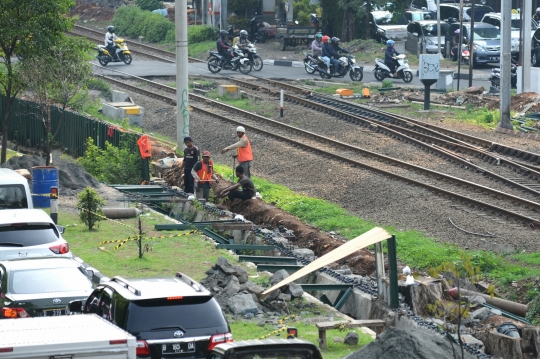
[439,3,494,22]
[68,273,231,359]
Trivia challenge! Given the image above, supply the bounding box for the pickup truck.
[0,314,136,358]
[207,338,323,359]
[276,25,318,50]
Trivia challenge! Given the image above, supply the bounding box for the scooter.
[489,63,517,89]
[316,54,363,81]
[207,47,253,74]
[373,54,413,83]
[97,39,132,66]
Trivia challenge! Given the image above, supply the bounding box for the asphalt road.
[91,60,492,89]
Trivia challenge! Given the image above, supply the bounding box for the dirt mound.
[487,91,540,113]
[69,2,116,21]
[345,326,476,359]
[3,155,99,195]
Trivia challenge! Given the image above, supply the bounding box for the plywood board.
[261,227,391,296]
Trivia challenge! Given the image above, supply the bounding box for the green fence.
[0,95,138,158]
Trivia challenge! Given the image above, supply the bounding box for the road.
[92,60,492,89]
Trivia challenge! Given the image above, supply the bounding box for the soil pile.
[69,2,118,21]
[345,327,476,359]
[487,91,540,113]
[3,155,99,195]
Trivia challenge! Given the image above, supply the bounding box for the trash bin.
[31,166,59,208]
[436,70,454,91]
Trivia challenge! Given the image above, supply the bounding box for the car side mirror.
[56,225,65,234]
[412,32,418,36]
[86,269,95,279]
[68,300,83,314]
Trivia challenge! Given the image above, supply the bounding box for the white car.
[0,168,33,209]
[0,209,70,260]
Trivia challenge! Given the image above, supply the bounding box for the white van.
[0,169,33,209]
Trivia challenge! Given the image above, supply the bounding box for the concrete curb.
[264,58,491,80]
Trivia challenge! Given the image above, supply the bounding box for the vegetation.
[188,25,219,43]
[228,0,259,19]
[78,137,143,185]
[381,79,393,88]
[113,6,174,43]
[76,187,105,231]
[87,78,113,100]
[135,0,163,12]
[293,0,319,26]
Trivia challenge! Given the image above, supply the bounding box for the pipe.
[102,208,140,219]
[448,287,528,318]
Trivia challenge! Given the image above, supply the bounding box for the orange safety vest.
[137,135,152,159]
[237,135,253,163]
[196,160,214,185]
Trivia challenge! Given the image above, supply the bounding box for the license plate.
[490,57,499,61]
[162,342,195,354]
[43,309,66,316]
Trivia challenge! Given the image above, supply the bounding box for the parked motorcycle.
[303,52,320,74]
[97,39,132,66]
[227,25,238,40]
[317,53,363,81]
[242,44,263,71]
[207,47,253,74]
[373,54,413,83]
[489,63,517,89]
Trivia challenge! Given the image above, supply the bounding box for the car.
[446,22,501,66]
[405,10,437,23]
[439,3,495,22]
[481,12,539,54]
[531,27,540,66]
[369,11,408,43]
[409,0,437,12]
[0,168,32,209]
[68,273,231,359]
[207,339,323,359]
[406,20,450,54]
[0,257,94,319]
[0,209,70,260]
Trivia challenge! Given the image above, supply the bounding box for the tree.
[228,0,260,18]
[19,35,93,165]
[0,0,74,164]
[77,187,105,231]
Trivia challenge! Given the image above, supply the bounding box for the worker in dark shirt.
[218,165,255,204]
[179,136,200,194]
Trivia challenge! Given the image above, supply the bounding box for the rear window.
[0,185,29,209]
[126,297,227,332]
[9,267,92,294]
[0,224,59,246]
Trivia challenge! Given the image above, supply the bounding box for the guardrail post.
[142,158,150,182]
[374,242,385,297]
[387,235,399,309]
[50,186,59,224]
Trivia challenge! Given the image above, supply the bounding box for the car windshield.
[0,185,29,209]
[374,13,407,26]
[474,27,500,40]
[510,19,521,30]
[422,23,449,37]
[126,297,228,332]
[0,224,59,246]
[10,267,92,294]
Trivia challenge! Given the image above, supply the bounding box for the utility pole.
[523,2,532,92]
[468,1,475,87]
[222,0,227,31]
[436,0,443,59]
[457,0,464,90]
[176,0,190,146]
[498,0,513,130]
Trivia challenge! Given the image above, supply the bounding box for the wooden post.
[318,328,327,350]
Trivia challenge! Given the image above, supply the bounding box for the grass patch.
[188,40,215,58]
[205,91,259,111]
[6,149,19,161]
[230,320,372,359]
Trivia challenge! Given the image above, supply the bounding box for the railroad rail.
[94,71,540,227]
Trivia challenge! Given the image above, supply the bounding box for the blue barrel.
[32,166,59,208]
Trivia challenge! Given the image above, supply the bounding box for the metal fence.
[0,95,138,158]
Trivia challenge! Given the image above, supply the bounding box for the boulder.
[216,256,237,275]
[467,295,486,307]
[273,237,289,246]
[225,276,240,296]
[270,269,289,286]
[460,334,484,351]
[228,293,259,315]
[243,281,265,296]
[470,307,492,321]
[293,248,315,261]
[264,289,280,303]
[344,332,359,345]
[279,293,292,302]
[286,282,304,298]
[235,266,249,284]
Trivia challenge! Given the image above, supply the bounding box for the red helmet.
[322,35,330,44]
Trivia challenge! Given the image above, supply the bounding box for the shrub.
[135,0,163,11]
[141,13,174,43]
[77,187,105,231]
[113,5,173,43]
[87,78,112,99]
[228,15,250,34]
[382,79,393,88]
[188,25,218,43]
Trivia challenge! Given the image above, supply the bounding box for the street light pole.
[498,0,513,130]
[436,0,443,59]
[175,0,190,145]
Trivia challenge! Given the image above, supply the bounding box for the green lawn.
[6,149,19,161]
[188,40,215,59]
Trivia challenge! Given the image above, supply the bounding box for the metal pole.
[387,235,399,309]
[221,0,227,31]
[468,0,475,87]
[50,186,58,224]
[280,89,284,117]
[211,0,215,27]
[457,0,464,90]
[523,2,532,92]
[436,0,443,59]
[176,0,190,147]
[374,242,385,297]
[499,0,513,130]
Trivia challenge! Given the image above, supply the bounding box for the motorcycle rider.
[450,29,468,61]
[312,33,330,72]
[322,35,341,74]
[236,30,252,51]
[104,25,119,60]
[384,39,400,77]
[331,37,349,55]
[217,30,233,67]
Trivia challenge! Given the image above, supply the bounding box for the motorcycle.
[489,63,518,89]
[242,44,263,71]
[317,53,363,81]
[250,17,268,44]
[373,54,414,83]
[460,44,470,65]
[97,39,132,66]
[207,46,253,74]
[303,52,321,74]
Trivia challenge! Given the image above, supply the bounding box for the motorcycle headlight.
[351,58,356,63]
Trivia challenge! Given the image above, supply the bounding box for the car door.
[83,287,103,315]
[98,288,113,321]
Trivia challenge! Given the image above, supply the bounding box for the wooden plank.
[261,227,391,296]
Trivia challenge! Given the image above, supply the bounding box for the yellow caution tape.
[79,208,137,232]
[97,230,199,253]
[257,315,296,340]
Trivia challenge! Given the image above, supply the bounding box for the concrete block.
[122,106,141,115]
[218,85,240,99]
[112,90,130,103]
[436,70,454,91]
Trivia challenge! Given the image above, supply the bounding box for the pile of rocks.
[200,257,304,317]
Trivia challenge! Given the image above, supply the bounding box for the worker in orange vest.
[220,126,253,178]
[191,151,219,201]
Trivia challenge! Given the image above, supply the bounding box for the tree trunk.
[1,99,12,164]
[341,8,356,42]
[366,0,371,40]
[45,104,52,166]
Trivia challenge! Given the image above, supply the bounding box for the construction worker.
[191,151,219,201]
[220,126,253,178]
[179,136,200,194]
[218,165,256,205]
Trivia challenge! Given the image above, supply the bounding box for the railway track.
[70,25,205,63]
[94,71,540,227]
